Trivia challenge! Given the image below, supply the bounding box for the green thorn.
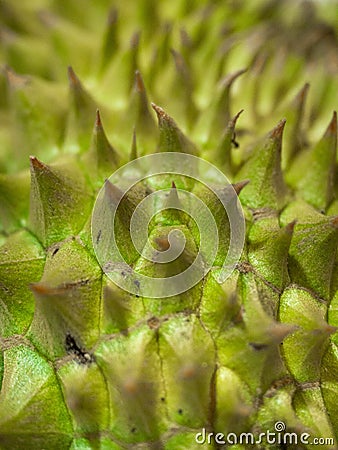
[237,119,288,210]
[151,103,198,155]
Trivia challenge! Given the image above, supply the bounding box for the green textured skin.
[0,0,338,449]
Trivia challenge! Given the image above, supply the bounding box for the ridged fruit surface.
[0,0,338,449]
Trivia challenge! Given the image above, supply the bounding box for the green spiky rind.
[0,0,337,449]
[0,231,45,336]
[0,345,73,449]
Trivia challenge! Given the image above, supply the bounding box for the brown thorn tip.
[135,70,144,93]
[331,216,338,228]
[232,179,250,195]
[222,68,247,87]
[294,83,310,105]
[30,155,46,170]
[95,109,102,127]
[130,130,138,161]
[230,109,244,126]
[130,31,140,48]
[67,66,79,86]
[107,7,118,24]
[299,82,310,100]
[151,103,167,120]
[325,324,338,335]
[170,48,184,64]
[236,109,244,118]
[328,111,337,135]
[30,283,53,295]
[285,219,297,234]
[167,181,181,206]
[270,119,286,139]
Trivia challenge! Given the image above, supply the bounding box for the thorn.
[327,111,337,136]
[296,82,310,104]
[91,109,120,169]
[30,283,54,295]
[162,21,172,34]
[229,109,244,127]
[95,109,102,128]
[221,68,247,88]
[151,103,197,155]
[134,70,145,93]
[165,181,181,208]
[324,324,338,335]
[232,179,250,195]
[268,323,298,344]
[151,102,167,121]
[107,7,118,25]
[104,180,124,206]
[331,216,338,229]
[285,219,297,234]
[67,66,80,86]
[29,155,47,171]
[251,51,268,75]
[130,31,141,49]
[269,118,286,139]
[170,48,186,71]
[130,127,138,161]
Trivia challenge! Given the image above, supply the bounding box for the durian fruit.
[0,0,338,449]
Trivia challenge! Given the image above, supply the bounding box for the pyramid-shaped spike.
[67,66,101,150]
[282,82,310,168]
[289,111,337,212]
[129,127,138,161]
[129,70,156,134]
[210,69,247,137]
[237,119,288,210]
[29,156,92,247]
[151,103,198,155]
[288,213,338,300]
[82,110,120,184]
[208,110,244,174]
[100,8,119,72]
